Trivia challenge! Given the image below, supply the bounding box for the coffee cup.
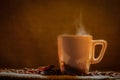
[57,35,107,74]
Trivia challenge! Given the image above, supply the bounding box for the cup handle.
[91,40,107,64]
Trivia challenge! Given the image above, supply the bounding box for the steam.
[61,13,90,36]
[76,23,88,35]
[76,13,90,35]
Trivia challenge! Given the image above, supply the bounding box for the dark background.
[0,0,120,71]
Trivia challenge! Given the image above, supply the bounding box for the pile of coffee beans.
[0,65,120,77]
[0,65,61,75]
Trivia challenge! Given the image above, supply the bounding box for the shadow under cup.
[57,35,107,74]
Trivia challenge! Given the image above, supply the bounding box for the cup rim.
[58,34,92,38]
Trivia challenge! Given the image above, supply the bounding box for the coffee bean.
[37,65,55,72]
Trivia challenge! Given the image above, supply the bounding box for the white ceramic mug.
[57,35,107,74]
